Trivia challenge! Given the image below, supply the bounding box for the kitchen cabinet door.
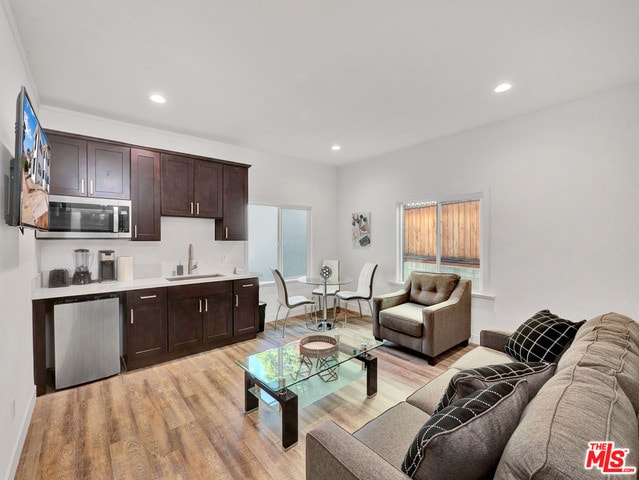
[48,133,88,196]
[126,288,168,368]
[87,141,130,199]
[168,296,203,352]
[215,165,249,241]
[131,148,161,241]
[203,291,233,343]
[161,153,194,216]
[233,278,259,336]
[194,160,223,218]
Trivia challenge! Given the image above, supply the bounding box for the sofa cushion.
[434,362,556,413]
[379,303,424,337]
[505,309,585,363]
[409,272,459,306]
[451,345,514,371]
[494,366,639,479]
[402,380,529,480]
[353,401,431,470]
[406,368,461,414]
[557,312,639,412]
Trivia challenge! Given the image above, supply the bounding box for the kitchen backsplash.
[37,216,246,286]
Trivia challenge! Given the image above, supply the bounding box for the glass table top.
[298,275,353,286]
[235,329,382,393]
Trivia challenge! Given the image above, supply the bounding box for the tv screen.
[5,86,50,229]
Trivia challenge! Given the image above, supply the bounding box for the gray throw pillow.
[402,380,529,480]
[505,310,585,363]
[434,361,556,413]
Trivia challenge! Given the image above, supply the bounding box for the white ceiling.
[6,0,639,165]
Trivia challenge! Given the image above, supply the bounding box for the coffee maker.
[72,248,94,285]
[98,250,116,283]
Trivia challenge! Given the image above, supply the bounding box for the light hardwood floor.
[15,315,474,480]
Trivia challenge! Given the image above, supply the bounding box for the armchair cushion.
[379,304,424,337]
[402,380,529,480]
[434,361,556,413]
[505,310,585,363]
[409,272,459,306]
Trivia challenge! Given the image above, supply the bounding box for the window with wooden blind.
[400,197,481,290]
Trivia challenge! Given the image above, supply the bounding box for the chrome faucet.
[188,243,198,275]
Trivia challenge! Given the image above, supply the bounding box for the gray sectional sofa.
[306,312,639,479]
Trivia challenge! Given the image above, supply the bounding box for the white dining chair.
[271,268,315,337]
[336,262,378,326]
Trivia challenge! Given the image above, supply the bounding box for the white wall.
[338,84,639,341]
[0,3,38,479]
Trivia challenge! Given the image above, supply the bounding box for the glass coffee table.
[235,330,383,449]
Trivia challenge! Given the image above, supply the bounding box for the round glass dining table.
[298,275,353,330]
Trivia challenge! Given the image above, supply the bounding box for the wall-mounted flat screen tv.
[5,86,50,230]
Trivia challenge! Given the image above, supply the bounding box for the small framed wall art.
[351,212,371,248]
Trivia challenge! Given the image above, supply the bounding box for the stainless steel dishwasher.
[53,296,121,389]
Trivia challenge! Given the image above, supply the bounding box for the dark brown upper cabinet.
[215,165,249,241]
[47,132,130,199]
[160,153,222,218]
[130,149,161,241]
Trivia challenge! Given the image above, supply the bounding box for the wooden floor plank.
[15,316,473,479]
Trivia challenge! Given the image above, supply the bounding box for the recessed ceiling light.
[150,94,166,104]
[494,83,512,93]
[331,145,341,151]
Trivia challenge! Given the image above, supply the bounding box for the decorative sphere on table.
[320,265,332,280]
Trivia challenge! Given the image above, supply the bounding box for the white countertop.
[32,273,258,300]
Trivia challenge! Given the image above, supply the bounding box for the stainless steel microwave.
[36,195,131,239]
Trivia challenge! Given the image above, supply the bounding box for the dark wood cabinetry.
[168,281,233,352]
[126,288,168,369]
[215,165,249,241]
[47,132,130,199]
[233,278,259,336]
[130,149,161,241]
[88,141,130,199]
[161,153,222,218]
[47,134,87,196]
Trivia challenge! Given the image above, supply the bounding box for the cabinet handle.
[81,178,85,194]
[204,298,208,312]
[199,299,202,313]
[242,284,253,288]
[140,295,157,300]
[190,202,194,215]
[134,224,138,239]
[90,179,94,195]
[235,295,239,307]
[196,202,200,215]
[225,227,229,239]
[130,308,134,324]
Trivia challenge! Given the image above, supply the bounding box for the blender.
[72,248,94,285]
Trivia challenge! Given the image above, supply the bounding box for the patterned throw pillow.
[401,381,529,480]
[504,310,585,363]
[434,361,556,413]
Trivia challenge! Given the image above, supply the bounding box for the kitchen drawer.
[168,280,232,299]
[127,288,167,306]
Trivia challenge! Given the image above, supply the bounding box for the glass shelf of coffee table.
[235,329,382,449]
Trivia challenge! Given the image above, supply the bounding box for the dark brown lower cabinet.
[126,288,168,369]
[233,278,259,336]
[168,281,234,352]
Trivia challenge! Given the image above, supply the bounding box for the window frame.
[397,192,486,293]
[247,202,312,283]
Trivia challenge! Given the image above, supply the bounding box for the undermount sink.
[165,273,225,282]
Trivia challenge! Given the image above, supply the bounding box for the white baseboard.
[5,385,36,480]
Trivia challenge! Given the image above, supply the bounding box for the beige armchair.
[372,272,471,365]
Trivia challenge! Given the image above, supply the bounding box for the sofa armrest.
[306,421,410,480]
[372,288,410,338]
[479,329,513,352]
